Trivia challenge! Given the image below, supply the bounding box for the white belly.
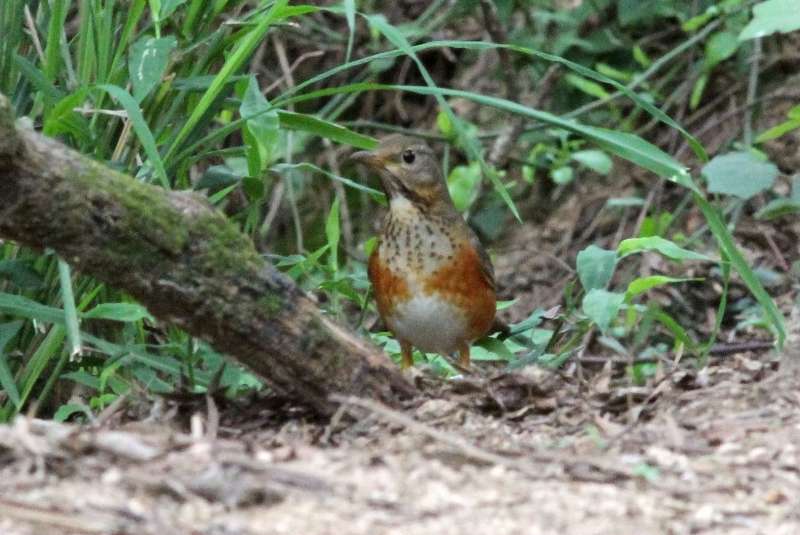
[388,294,467,354]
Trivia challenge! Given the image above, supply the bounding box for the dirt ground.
[0,331,798,535]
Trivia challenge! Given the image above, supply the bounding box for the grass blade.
[98,84,170,187]
[57,258,82,360]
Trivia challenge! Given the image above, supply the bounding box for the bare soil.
[1,336,798,535]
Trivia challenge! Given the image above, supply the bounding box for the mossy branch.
[0,93,415,414]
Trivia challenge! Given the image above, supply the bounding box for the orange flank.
[368,248,410,319]
[424,244,496,340]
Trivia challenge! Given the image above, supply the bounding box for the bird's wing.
[468,230,496,292]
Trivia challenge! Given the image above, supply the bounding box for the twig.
[0,499,116,534]
[761,228,790,272]
[333,395,635,482]
[743,37,762,146]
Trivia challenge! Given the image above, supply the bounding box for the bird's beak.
[349,150,387,170]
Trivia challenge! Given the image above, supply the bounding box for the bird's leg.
[400,340,414,369]
[458,343,471,369]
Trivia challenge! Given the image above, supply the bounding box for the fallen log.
[0,94,415,415]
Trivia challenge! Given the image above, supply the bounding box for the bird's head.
[350,135,452,211]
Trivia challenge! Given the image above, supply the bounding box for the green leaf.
[582,289,625,332]
[98,84,170,188]
[474,337,515,361]
[739,0,800,40]
[702,151,778,200]
[571,149,613,175]
[755,198,800,220]
[129,35,177,102]
[0,321,24,408]
[704,31,739,70]
[447,163,481,211]
[277,111,377,149]
[160,0,187,18]
[43,88,91,145]
[0,260,44,290]
[343,0,356,62]
[165,0,289,161]
[54,403,93,422]
[240,75,279,173]
[617,0,683,26]
[576,245,618,291]
[565,73,611,99]
[755,117,800,143]
[625,276,698,300]
[83,303,155,322]
[57,259,82,359]
[690,73,708,110]
[551,166,574,184]
[0,293,65,324]
[618,236,713,261]
[694,193,785,346]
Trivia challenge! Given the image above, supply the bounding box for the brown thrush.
[351,135,496,369]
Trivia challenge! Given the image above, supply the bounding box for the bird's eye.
[401,149,416,164]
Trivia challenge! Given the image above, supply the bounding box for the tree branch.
[0,94,415,415]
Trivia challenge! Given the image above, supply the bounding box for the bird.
[350,135,496,369]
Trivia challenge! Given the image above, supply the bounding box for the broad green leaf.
[576,245,618,291]
[702,151,778,200]
[551,166,574,184]
[618,236,713,261]
[704,31,739,70]
[129,35,177,102]
[447,163,481,212]
[240,76,279,173]
[739,0,800,40]
[582,289,625,332]
[83,303,155,322]
[625,276,698,300]
[277,111,377,149]
[474,337,515,361]
[98,84,169,188]
[572,149,613,175]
